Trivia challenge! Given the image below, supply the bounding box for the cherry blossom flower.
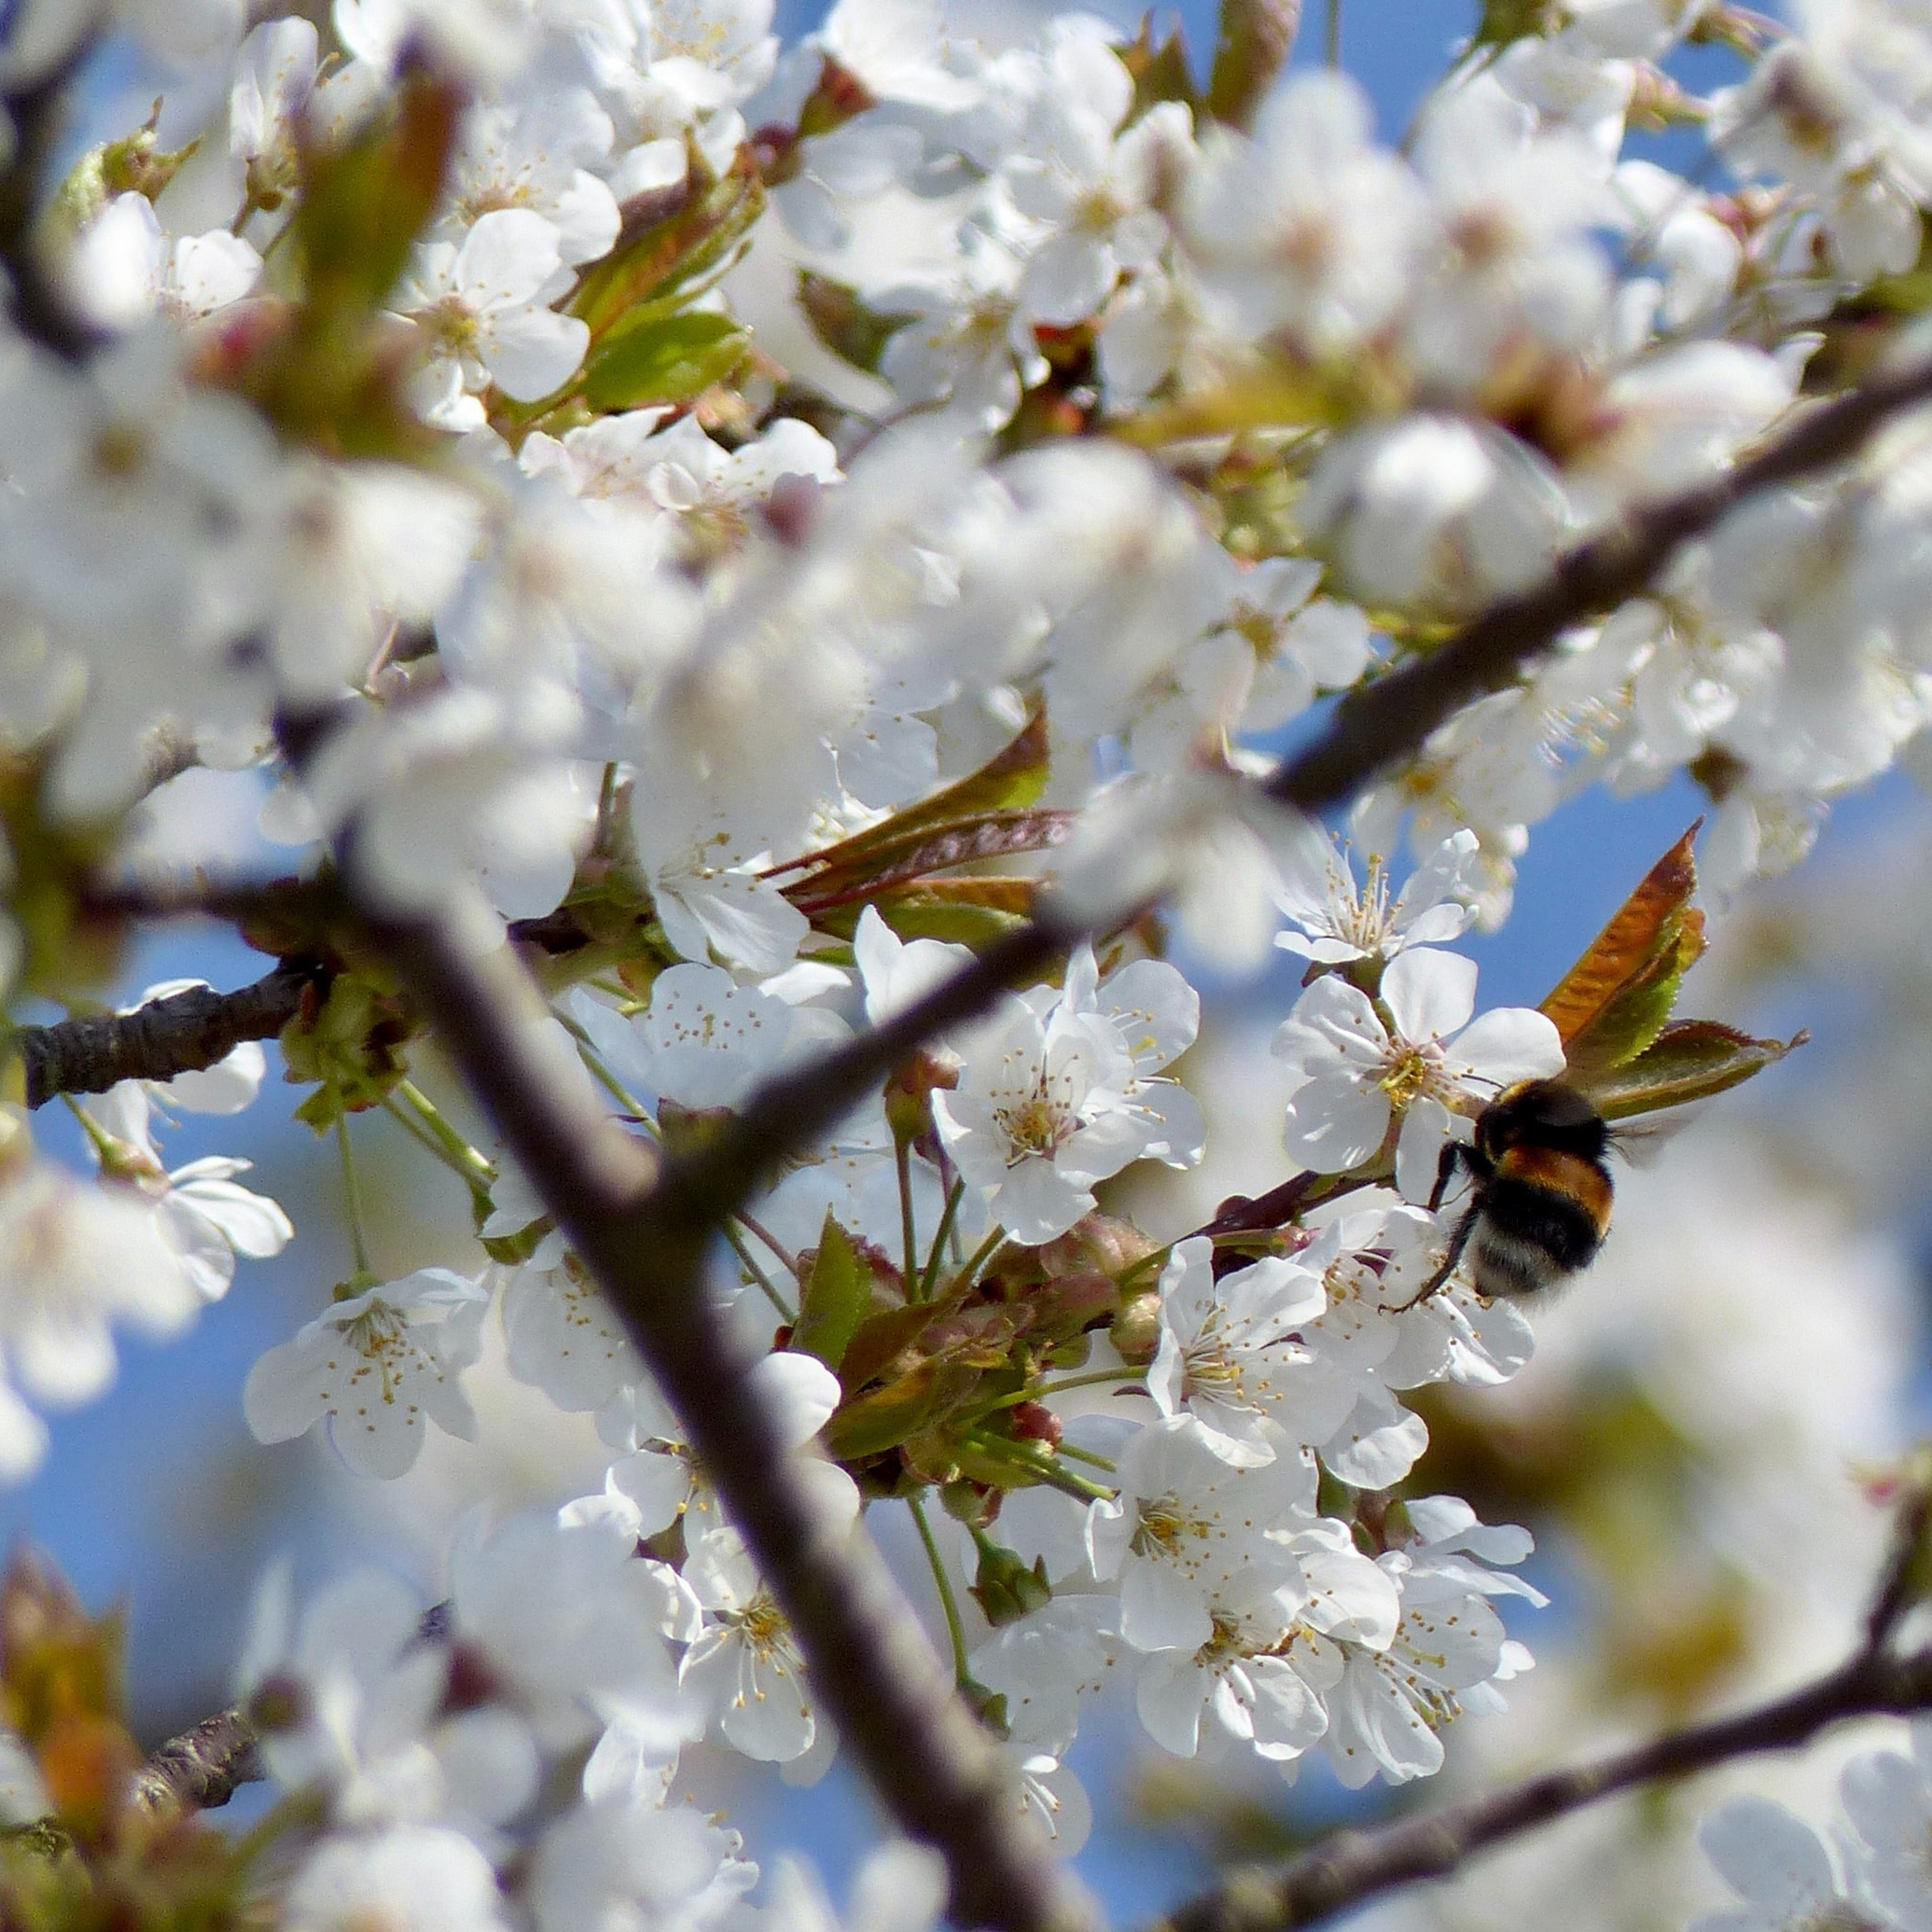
[1838,1720,1932,1927]
[243,1266,491,1478]
[1132,1568,1339,1766]
[1689,1797,1877,1932]
[934,945,1199,1244]
[394,209,590,430]
[236,1564,538,1832]
[528,1794,758,1932]
[1087,1416,1316,1653]
[746,1842,948,1932]
[1148,1236,1327,1466]
[229,15,317,209]
[1274,827,1481,967]
[969,1597,1120,1756]
[1180,69,1426,355]
[440,92,623,267]
[282,1828,511,1932]
[680,1524,820,1761]
[500,1250,646,1411]
[1272,946,1565,1199]
[448,1512,696,1756]
[1321,1500,1542,1786]
[1128,556,1374,771]
[580,1350,849,1541]
[68,194,262,333]
[0,1157,199,1477]
[873,237,1049,432]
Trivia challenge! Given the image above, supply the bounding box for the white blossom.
[243,1267,491,1478]
[1272,947,1565,1199]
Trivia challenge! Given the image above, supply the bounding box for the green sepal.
[823,1358,983,1460]
[791,1213,870,1371]
[293,72,463,323]
[798,271,903,373]
[777,706,1050,900]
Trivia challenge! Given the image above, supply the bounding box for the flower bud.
[1029,1271,1119,1341]
[1111,1289,1162,1365]
[969,1536,1052,1628]
[1008,1402,1063,1450]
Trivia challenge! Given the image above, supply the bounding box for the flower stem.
[962,1367,1146,1428]
[334,1106,372,1277]
[736,1211,799,1281]
[726,1222,798,1324]
[908,1493,973,1685]
[962,1432,1116,1503]
[395,1078,496,1186]
[378,1091,489,1202]
[952,1224,1007,1296]
[897,1137,921,1300]
[917,1181,967,1302]
[1326,0,1342,64]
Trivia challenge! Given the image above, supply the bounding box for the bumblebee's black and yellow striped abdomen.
[1467,1144,1613,1298]
[1418,1078,1618,1304]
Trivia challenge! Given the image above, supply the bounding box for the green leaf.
[840,1301,942,1394]
[1541,823,1706,1077]
[1583,1020,1806,1121]
[809,882,1038,948]
[1120,15,1202,121]
[792,1214,870,1370]
[581,313,750,410]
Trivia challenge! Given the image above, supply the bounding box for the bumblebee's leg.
[1388,1144,1479,1311]
[1385,1203,1480,1311]
[1426,1137,1471,1215]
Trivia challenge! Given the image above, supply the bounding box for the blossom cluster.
[0,0,1929,1918]
[1689,1725,1932,1932]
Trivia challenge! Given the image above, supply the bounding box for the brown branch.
[361,912,1098,1932]
[128,1706,262,1816]
[0,38,110,362]
[1266,350,1932,813]
[1151,1646,1932,1932]
[14,966,318,1108]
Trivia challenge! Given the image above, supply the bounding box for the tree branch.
[1265,349,1932,813]
[362,912,1098,1932]
[14,966,318,1108]
[128,1706,262,1816]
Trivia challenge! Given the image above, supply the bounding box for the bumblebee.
[1407,1078,1615,1306]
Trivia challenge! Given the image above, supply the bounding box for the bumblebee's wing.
[1606,1106,1706,1169]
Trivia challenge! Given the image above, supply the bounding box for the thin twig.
[128,1706,262,1816]
[1868,1475,1932,1648]
[1152,1648,1932,1932]
[14,965,319,1108]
